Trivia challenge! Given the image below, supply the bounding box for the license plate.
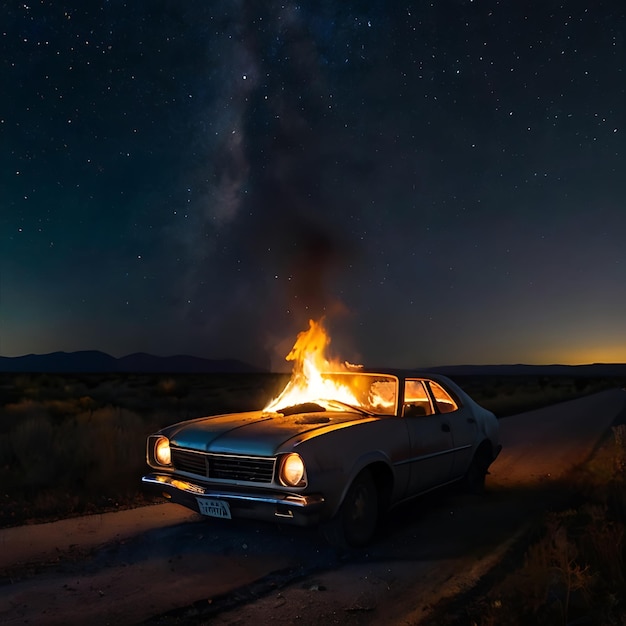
[196,497,232,519]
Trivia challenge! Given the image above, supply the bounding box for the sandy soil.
[1,388,624,626]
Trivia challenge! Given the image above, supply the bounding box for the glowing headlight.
[154,436,171,466]
[280,453,306,487]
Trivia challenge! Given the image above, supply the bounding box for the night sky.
[2,1,625,371]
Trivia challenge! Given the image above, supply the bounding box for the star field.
[1,1,625,370]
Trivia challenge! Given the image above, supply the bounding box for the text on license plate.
[196,497,232,519]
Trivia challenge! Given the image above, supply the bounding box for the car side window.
[403,380,434,417]
[428,381,460,414]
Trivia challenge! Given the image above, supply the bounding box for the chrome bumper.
[142,473,326,525]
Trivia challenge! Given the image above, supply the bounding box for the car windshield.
[318,372,398,416]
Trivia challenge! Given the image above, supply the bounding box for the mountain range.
[1,351,626,377]
[0,351,261,374]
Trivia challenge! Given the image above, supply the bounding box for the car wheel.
[321,469,379,549]
[463,447,490,494]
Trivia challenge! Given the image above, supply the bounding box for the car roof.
[337,367,451,380]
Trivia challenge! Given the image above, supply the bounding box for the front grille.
[172,448,207,475]
[210,455,275,482]
[171,448,276,483]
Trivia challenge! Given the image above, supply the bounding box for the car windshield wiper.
[321,399,374,416]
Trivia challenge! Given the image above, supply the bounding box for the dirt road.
[1,388,624,625]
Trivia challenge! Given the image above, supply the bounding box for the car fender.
[326,449,396,518]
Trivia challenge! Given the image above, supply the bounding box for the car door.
[401,379,455,495]
[426,379,478,479]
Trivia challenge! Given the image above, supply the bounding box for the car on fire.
[142,370,501,547]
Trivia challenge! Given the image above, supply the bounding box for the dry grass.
[453,375,621,417]
[464,425,626,626]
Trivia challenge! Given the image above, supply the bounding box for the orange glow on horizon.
[528,343,626,366]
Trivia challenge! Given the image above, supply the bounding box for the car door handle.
[441,423,450,432]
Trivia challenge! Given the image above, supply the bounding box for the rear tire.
[463,447,491,494]
[321,469,379,549]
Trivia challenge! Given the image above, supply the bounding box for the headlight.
[154,436,172,466]
[279,453,306,487]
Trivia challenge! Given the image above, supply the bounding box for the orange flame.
[264,319,360,412]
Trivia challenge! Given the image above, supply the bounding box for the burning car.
[142,321,501,547]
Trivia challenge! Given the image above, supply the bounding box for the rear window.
[428,381,460,414]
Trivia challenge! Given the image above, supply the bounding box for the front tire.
[321,469,379,549]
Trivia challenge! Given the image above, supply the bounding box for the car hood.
[163,409,373,456]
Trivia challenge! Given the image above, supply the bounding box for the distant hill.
[0,351,263,374]
[2,352,625,377]
[429,363,626,378]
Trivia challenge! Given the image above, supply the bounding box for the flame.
[264,319,360,412]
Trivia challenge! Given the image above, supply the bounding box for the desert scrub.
[0,378,167,525]
[56,406,152,490]
[467,425,626,626]
[9,414,59,488]
[2,406,155,490]
[454,376,620,418]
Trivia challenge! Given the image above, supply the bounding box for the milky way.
[2,1,624,369]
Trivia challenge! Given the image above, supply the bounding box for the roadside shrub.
[466,427,626,626]
[2,398,49,426]
[45,396,96,419]
[581,505,624,586]
[0,433,13,466]
[58,406,153,493]
[10,414,59,487]
[156,376,191,398]
[612,424,626,475]
[607,425,626,522]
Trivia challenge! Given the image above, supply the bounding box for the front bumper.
[142,473,326,526]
